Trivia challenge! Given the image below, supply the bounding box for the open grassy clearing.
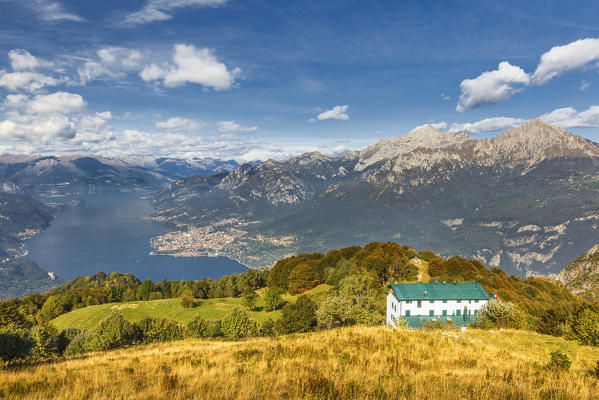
[51,284,331,330]
[1,326,598,399]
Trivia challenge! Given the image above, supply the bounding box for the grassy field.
[51,284,331,330]
[1,326,598,399]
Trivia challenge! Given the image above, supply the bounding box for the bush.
[0,327,34,365]
[181,295,196,308]
[185,316,211,338]
[393,316,409,330]
[276,295,317,334]
[206,320,223,338]
[30,325,59,358]
[571,308,599,346]
[64,330,90,356]
[244,290,258,311]
[473,299,527,329]
[57,328,82,353]
[85,313,139,352]
[258,319,276,337]
[40,295,71,321]
[288,263,320,295]
[546,350,571,372]
[263,287,285,312]
[221,308,257,340]
[136,317,183,344]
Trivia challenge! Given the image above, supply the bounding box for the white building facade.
[387,282,491,328]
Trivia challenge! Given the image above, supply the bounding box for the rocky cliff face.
[557,244,599,301]
[152,119,599,276]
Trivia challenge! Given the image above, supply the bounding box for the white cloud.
[410,122,447,133]
[140,44,241,90]
[540,105,599,128]
[156,117,206,132]
[456,62,530,112]
[447,117,523,134]
[0,71,60,92]
[580,80,591,91]
[24,92,86,114]
[441,93,450,101]
[316,105,349,121]
[19,0,85,22]
[123,0,228,25]
[8,49,52,70]
[217,121,258,133]
[532,38,599,85]
[78,47,144,84]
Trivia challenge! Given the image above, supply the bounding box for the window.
[417,301,422,308]
[456,309,461,316]
[474,310,478,315]
[405,310,410,317]
[457,300,461,303]
[442,310,447,316]
[429,300,434,304]
[442,300,447,303]
[474,300,479,303]
[406,300,412,304]
[429,310,434,317]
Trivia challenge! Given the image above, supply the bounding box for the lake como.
[25,191,247,282]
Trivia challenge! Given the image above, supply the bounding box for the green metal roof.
[389,282,489,301]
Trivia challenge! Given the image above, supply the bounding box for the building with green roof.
[386,282,491,328]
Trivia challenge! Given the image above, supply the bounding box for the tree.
[84,313,139,352]
[288,263,319,295]
[571,307,599,346]
[185,316,211,338]
[221,308,257,340]
[316,271,384,329]
[244,290,258,311]
[473,299,527,329]
[0,327,33,365]
[136,317,182,343]
[30,325,58,358]
[181,289,196,308]
[136,279,154,301]
[275,295,317,334]
[40,295,71,321]
[262,287,285,312]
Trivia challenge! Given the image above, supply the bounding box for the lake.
[25,191,247,282]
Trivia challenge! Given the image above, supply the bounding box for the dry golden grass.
[1,326,599,399]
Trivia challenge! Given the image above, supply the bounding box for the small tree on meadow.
[571,308,599,346]
[221,308,257,340]
[136,317,183,343]
[85,312,139,352]
[30,325,59,358]
[0,327,34,365]
[275,295,317,334]
[262,287,285,312]
[473,299,527,329]
[243,290,258,311]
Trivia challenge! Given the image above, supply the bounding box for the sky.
[1,0,599,162]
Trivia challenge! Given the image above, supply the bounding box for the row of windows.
[403,309,479,317]
[403,299,480,306]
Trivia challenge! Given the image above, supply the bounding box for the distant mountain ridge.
[151,119,599,276]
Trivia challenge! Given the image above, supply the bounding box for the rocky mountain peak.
[354,125,471,171]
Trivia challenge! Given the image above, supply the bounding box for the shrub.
[181,295,196,308]
[288,263,320,295]
[276,295,317,334]
[136,317,183,343]
[85,313,139,352]
[206,320,223,338]
[64,330,90,356]
[571,308,599,346]
[221,308,257,340]
[263,287,285,312]
[40,295,71,321]
[243,290,258,311]
[57,328,82,353]
[185,316,211,338]
[393,316,409,330]
[30,325,59,358]
[473,299,527,329]
[0,327,34,365]
[258,319,276,337]
[546,350,571,372]
[422,321,444,330]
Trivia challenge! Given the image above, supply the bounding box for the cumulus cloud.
[78,47,144,84]
[532,38,599,85]
[123,0,228,25]
[155,117,206,132]
[456,62,530,112]
[447,117,523,134]
[410,122,447,133]
[8,49,52,70]
[140,44,241,90]
[315,105,349,121]
[217,121,258,133]
[580,80,591,91]
[0,71,60,92]
[540,105,599,128]
[24,92,86,114]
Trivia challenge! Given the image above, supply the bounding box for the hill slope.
[1,327,598,399]
[558,244,599,301]
[151,119,599,277]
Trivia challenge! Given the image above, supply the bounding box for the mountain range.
[151,119,599,277]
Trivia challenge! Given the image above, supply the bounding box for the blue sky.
[1,0,599,161]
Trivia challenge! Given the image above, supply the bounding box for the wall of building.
[386,292,488,327]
